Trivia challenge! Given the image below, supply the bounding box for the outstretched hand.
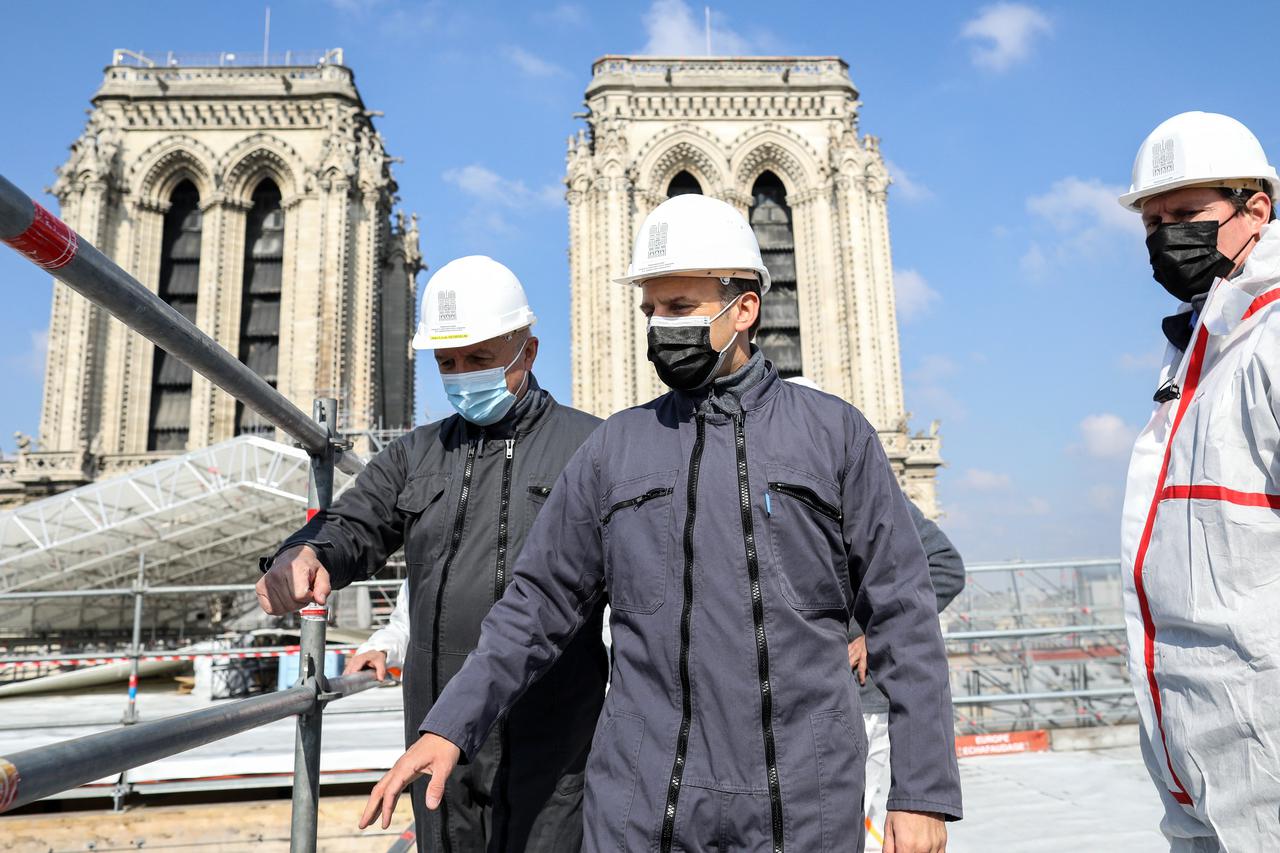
[359,733,461,830]
[344,649,390,682]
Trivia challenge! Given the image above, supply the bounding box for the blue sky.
[1,1,1275,562]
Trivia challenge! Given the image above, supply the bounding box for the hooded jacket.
[278,379,606,853]
[424,358,962,852]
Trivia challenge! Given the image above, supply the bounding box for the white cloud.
[544,3,586,26]
[894,268,941,322]
[642,0,752,55]
[884,160,933,202]
[442,164,561,209]
[1019,243,1048,279]
[1088,484,1119,512]
[909,353,959,384]
[1027,177,1142,238]
[960,468,1014,491]
[327,0,381,11]
[1025,496,1052,516]
[906,354,966,423]
[961,3,1052,72]
[11,328,47,378]
[505,46,565,78]
[1078,413,1139,459]
[1022,177,1146,277]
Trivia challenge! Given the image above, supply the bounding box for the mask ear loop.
[504,332,532,398]
[1223,209,1260,274]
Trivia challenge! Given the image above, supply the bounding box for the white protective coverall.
[354,580,409,670]
[1121,223,1280,851]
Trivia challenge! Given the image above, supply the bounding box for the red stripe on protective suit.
[1161,484,1280,509]
[1,202,77,271]
[1131,328,1207,807]
[1243,287,1280,321]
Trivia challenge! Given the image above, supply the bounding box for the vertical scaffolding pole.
[121,554,146,725]
[290,398,337,853]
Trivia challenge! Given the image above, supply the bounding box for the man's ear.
[736,291,761,334]
[525,336,539,367]
[1247,191,1273,230]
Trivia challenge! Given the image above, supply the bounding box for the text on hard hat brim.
[412,316,537,351]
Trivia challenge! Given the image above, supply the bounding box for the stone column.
[108,198,167,454]
[201,193,251,445]
[863,172,906,427]
[277,189,311,426]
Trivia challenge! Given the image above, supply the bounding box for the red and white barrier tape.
[0,644,358,668]
[1,201,78,271]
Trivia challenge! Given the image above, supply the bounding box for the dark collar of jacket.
[1161,302,1200,354]
[669,348,782,423]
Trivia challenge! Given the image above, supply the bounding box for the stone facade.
[565,56,942,514]
[2,51,421,505]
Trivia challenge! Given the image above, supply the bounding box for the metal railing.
[944,559,1136,733]
[0,174,368,851]
[111,48,344,68]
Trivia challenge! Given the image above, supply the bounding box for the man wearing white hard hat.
[1118,111,1280,850]
[258,256,606,852]
[362,195,961,853]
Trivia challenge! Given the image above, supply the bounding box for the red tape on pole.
[2,201,77,271]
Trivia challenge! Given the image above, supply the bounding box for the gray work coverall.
[278,381,606,853]
[424,362,963,852]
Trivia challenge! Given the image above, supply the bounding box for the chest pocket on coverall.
[764,462,849,611]
[601,469,677,614]
[395,472,450,570]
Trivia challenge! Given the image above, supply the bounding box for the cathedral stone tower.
[8,50,420,500]
[566,56,942,513]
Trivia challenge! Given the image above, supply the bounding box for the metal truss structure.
[0,436,353,635]
[944,559,1138,733]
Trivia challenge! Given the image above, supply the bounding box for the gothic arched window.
[235,179,284,436]
[667,170,703,197]
[749,171,801,378]
[147,180,202,452]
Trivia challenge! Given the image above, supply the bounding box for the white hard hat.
[1119,111,1280,211]
[614,194,772,294]
[412,255,537,350]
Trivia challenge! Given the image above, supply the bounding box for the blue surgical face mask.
[441,337,529,426]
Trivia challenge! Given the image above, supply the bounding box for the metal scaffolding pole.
[0,672,376,813]
[0,174,363,478]
[122,554,146,725]
[290,398,337,853]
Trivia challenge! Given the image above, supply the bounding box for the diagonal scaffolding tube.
[0,174,364,477]
[0,671,377,813]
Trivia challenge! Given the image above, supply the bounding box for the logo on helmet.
[1152,138,1176,177]
[646,222,669,259]
[438,290,458,322]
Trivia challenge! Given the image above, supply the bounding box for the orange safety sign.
[954,729,1050,758]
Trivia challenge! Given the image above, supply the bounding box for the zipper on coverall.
[659,415,706,853]
[735,413,785,852]
[430,436,479,853]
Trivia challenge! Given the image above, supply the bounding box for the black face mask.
[646,299,739,391]
[1146,212,1251,303]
